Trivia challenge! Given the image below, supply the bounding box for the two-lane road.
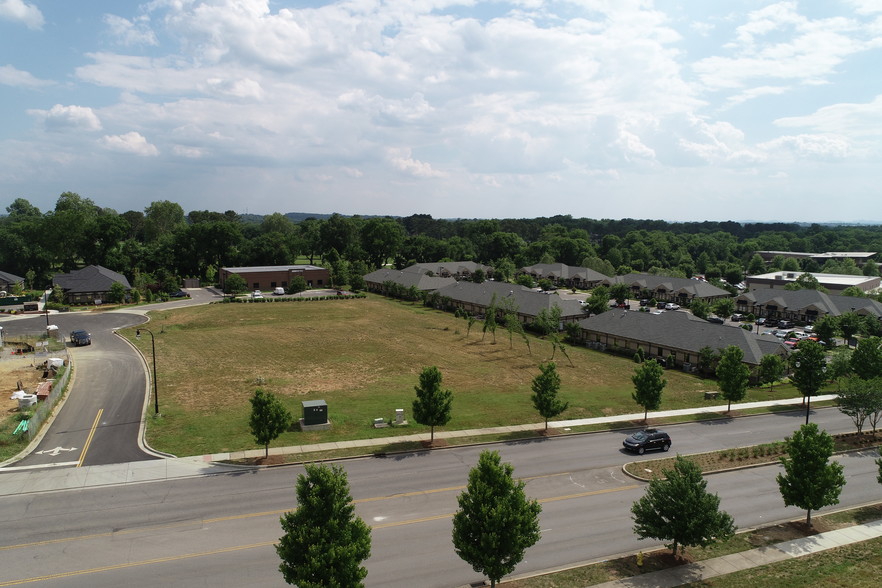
[0,409,877,588]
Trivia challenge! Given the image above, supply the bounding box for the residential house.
[735,289,882,324]
[0,270,24,293]
[577,309,788,370]
[52,265,131,304]
[519,263,608,289]
[601,274,730,306]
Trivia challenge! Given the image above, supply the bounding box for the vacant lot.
[127,295,808,456]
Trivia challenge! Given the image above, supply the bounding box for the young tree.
[758,354,786,391]
[838,312,863,346]
[631,455,736,558]
[289,275,308,294]
[249,389,292,458]
[716,346,750,412]
[632,359,666,422]
[277,464,371,587]
[826,347,853,391]
[790,340,828,415]
[776,423,846,527]
[697,346,718,377]
[837,377,882,434]
[690,298,709,320]
[812,315,839,348]
[482,294,499,343]
[531,362,568,432]
[585,286,609,317]
[452,450,542,588]
[412,366,453,444]
[850,336,882,380]
[609,282,630,304]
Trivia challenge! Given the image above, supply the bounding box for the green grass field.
[123,294,817,456]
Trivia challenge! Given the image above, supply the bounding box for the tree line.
[2,193,881,296]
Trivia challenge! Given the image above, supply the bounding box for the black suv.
[622,428,671,454]
[70,330,91,346]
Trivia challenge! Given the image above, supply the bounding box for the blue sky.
[1,0,881,222]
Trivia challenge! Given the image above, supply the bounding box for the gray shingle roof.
[406,261,492,275]
[52,265,131,293]
[521,263,608,283]
[736,289,882,318]
[436,280,586,320]
[0,270,24,286]
[579,309,786,365]
[603,273,730,299]
[363,268,456,291]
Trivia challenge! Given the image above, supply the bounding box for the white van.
[273,287,285,295]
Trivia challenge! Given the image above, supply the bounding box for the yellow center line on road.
[0,541,276,587]
[76,409,103,468]
[0,483,640,585]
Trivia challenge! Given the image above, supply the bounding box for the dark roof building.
[52,265,131,304]
[406,261,492,279]
[519,263,608,288]
[0,270,24,291]
[735,288,882,324]
[363,268,456,293]
[436,280,586,324]
[578,309,788,368]
[601,273,730,304]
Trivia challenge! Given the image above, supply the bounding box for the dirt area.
[0,351,45,417]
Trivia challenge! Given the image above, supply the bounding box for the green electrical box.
[302,400,328,426]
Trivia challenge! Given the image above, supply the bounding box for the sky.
[1,0,881,223]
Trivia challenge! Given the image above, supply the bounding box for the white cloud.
[759,134,851,160]
[774,95,882,138]
[100,132,159,156]
[387,147,446,178]
[0,64,52,88]
[28,104,103,132]
[104,14,158,46]
[0,0,43,30]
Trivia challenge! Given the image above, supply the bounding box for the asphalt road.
[0,408,877,588]
[1,289,218,467]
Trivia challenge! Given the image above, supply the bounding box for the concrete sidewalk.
[588,518,882,587]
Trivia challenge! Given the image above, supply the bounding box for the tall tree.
[776,423,846,527]
[690,298,709,320]
[631,455,736,558]
[249,389,292,458]
[850,336,882,380]
[412,366,453,444]
[790,340,828,419]
[758,354,786,391]
[609,282,630,304]
[812,315,839,348]
[277,464,371,587]
[838,312,863,345]
[452,450,542,588]
[716,346,750,412]
[531,362,568,432]
[632,359,666,422]
[712,297,736,320]
[143,200,186,242]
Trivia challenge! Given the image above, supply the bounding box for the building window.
[253,283,259,289]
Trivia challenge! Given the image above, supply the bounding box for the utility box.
[302,400,328,426]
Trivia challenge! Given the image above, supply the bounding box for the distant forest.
[2,192,881,294]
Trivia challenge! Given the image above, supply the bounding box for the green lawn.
[123,294,820,456]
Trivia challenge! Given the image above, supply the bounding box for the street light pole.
[136,328,160,416]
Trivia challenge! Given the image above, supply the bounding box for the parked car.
[622,428,671,455]
[803,325,814,333]
[70,330,91,346]
[777,320,793,329]
[765,318,779,327]
[656,301,667,309]
[756,317,766,325]
[273,287,285,295]
[664,302,680,310]
[169,289,189,298]
[639,299,650,307]
[707,315,724,324]
[251,291,264,299]
[730,313,743,322]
